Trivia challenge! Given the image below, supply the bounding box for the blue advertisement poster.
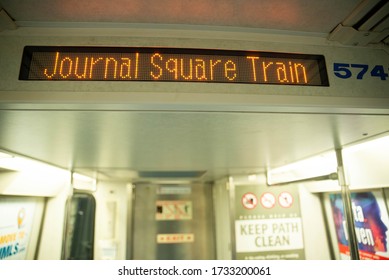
[0,198,36,260]
[330,191,389,260]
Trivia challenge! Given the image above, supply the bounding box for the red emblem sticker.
[278,192,294,208]
[260,192,276,209]
[241,192,258,210]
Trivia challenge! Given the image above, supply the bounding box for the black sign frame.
[19,46,329,87]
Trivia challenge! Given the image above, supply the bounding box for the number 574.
[333,63,388,80]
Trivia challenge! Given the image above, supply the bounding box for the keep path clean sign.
[235,186,305,260]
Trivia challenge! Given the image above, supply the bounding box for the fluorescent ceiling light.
[344,134,389,154]
[72,172,97,191]
[0,151,70,196]
[267,151,337,185]
[0,152,13,159]
[0,152,57,172]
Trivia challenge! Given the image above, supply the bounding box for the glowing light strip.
[19,46,329,86]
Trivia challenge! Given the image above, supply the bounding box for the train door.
[130,182,215,259]
[62,192,96,260]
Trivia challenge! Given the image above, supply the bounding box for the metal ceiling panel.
[0,0,360,33]
[0,110,388,181]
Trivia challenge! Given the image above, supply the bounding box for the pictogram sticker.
[155,200,192,220]
[260,192,276,209]
[241,192,258,210]
[278,192,294,208]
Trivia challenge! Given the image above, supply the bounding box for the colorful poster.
[0,198,36,260]
[235,186,305,260]
[330,191,389,260]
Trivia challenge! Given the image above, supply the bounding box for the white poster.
[0,198,36,260]
[235,218,304,252]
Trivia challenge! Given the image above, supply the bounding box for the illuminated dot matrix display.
[19,46,329,86]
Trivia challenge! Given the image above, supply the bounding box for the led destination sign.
[19,46,329,86]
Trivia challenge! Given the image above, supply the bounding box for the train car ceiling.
[0,110,388,187]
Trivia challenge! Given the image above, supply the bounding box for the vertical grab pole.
[335,149,360,260]
[228,176,237,260]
